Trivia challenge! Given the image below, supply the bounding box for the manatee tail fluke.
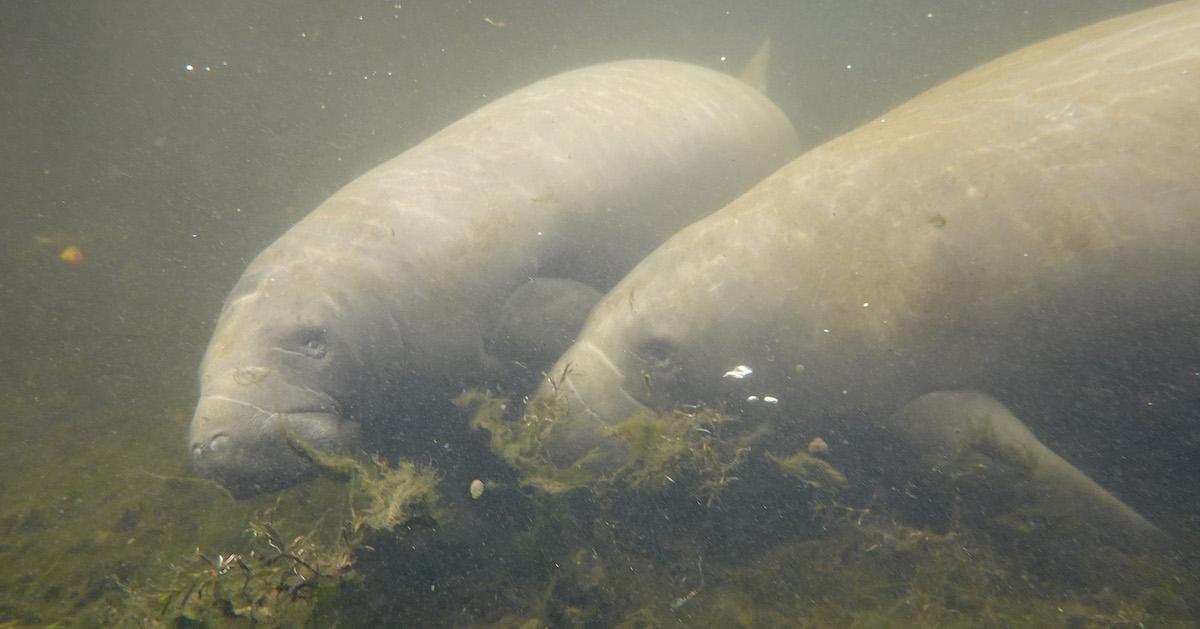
[885,390,1164,547]
[738,39,771,93]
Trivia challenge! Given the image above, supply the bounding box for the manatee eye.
[638,338,675,369]
[632,336,695,406]
[288,327,328,359]
[635,337,687,384]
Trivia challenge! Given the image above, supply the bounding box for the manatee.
[187,58,799,495]
[534,2,1200,542]
[486,277,603,372]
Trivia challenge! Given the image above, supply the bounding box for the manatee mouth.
[190,396,355,497]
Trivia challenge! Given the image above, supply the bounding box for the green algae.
[451,389,1200,626]
[117,518,355,627]
[3,378,1199,627]
[410,487,1200,628]
[663,507,1200,628]
[109,442,445,627]
[283,431,445,534]
[606,407,764,506]
[0,393,288,627]
[457,389,608,494]
[460,388,767,506]
[767,450,849,492]
[0,378,443,628]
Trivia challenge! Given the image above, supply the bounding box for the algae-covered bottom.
[2,389,1197,627]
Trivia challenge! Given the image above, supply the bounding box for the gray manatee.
[189,59,799,496]
[535,2,1200,542]
[486,278,603,372]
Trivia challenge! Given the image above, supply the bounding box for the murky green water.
[2,1,1196,626]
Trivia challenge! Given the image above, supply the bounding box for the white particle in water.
[723,365,753,379]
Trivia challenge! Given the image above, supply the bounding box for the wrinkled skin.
[535,3,1200,541]
[188,59,799,496]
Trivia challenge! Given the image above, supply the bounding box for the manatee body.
[486,278,604,371]
[538,3,1200,541]
[189,59,799,495]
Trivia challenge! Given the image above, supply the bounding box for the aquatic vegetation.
[3,381,1197,627]
[124,527,371,625]
[767,450,849,492]
[5,384,1197,627]
[457,388,607,494]
[107,441,444,627]
[460,388,767,506]
[114,513,361,627]
[458,385,1200,626]
[436,479,1200,628]
[283,428,445,534]
[606,407,763,506]
[622,503,1200,628]
[346,456,443,533]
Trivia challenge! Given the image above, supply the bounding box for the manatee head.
[531,269,735,466]
[528,217,792,467]
[189,258,369,496]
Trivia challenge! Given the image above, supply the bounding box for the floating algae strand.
[282,427,445,533]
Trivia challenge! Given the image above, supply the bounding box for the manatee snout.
[531,341,651,467]
[189,392,357,497]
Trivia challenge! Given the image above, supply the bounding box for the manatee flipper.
[885,390,1161,546]
[484,277,603,377]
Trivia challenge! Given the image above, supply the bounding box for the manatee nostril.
[193,433,230,460]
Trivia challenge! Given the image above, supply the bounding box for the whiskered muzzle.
[189,395,354,496]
